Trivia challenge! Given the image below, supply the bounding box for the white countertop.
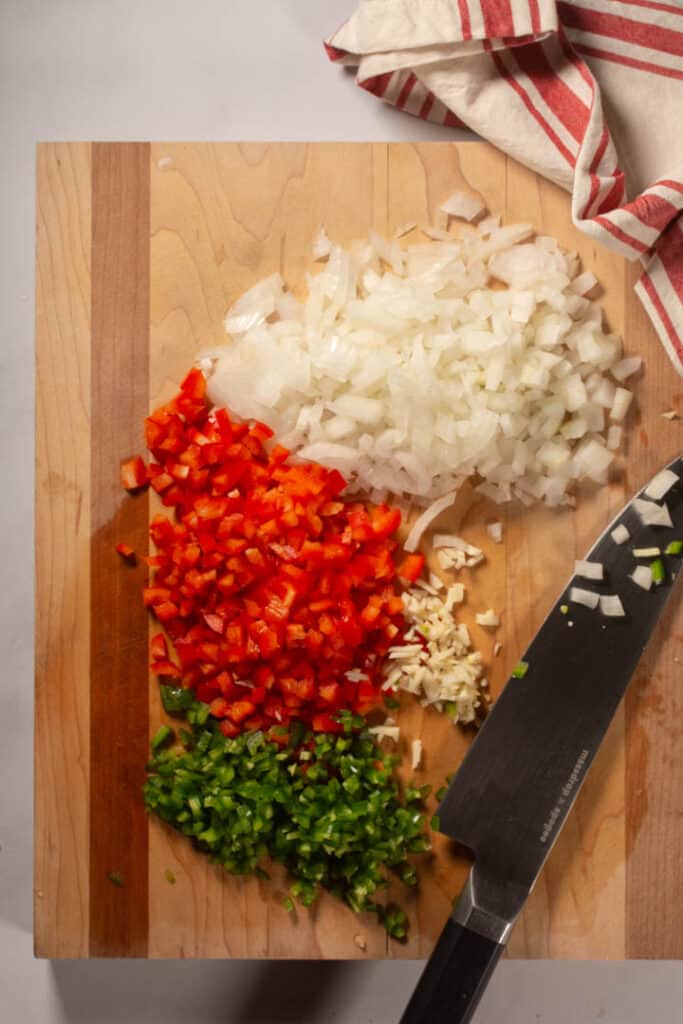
[1,1,681,1020]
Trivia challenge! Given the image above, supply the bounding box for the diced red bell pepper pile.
[121,368,408,736]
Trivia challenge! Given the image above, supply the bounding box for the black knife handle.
[399,916,504,1024]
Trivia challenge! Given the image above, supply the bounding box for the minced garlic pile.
[383,571,486,726]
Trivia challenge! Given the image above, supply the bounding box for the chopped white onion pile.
[611,524,629,544]
[203,220,635,507]
[486,521,503,543]
[476,609,500,627]
[384,587,484,724]
[574,559,604,580]
[631,565,653,591]
[643,468,679,501]
[634,497,673,528]
[600,594,625,617]
[411,738,423,770]
[569,586,600,609]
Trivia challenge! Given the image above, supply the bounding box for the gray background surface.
[1,1,681,1020]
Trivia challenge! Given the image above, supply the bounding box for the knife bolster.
[452,869,516,945]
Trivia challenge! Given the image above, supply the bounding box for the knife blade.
[400,455,683,1024]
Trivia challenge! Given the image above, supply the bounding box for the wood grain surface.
[35,141,683,960]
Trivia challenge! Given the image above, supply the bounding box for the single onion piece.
[643,468,679,501]
[404,493,457,553]
[224,273,283,335]
[411,738,423,770]
[574,559,604,580]
[394,221,416,239]
[569,586,600,609]
[633,497,673,528]
[600,594,625,617]
[312,227,332,261]
[631,565,653,591]
[571,271,598,295]
[368,725,400,742]
[476,609,500,627]
[610,387,633,422]
[486,521,503,543]
[611,524,630,544]
[612,356,642,382]
[607,424,622,451]
[440,191,486,222]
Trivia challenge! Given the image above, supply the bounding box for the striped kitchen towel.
[326,0,683,372]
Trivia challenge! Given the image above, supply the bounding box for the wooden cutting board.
[35,142,683,960]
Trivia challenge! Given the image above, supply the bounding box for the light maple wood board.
[35,142,683,960]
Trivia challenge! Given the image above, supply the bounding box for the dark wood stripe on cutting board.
[90,143,150,956]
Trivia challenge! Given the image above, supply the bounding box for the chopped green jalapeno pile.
[144,708,430,937]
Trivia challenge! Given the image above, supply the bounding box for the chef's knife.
[400,455,683,1024]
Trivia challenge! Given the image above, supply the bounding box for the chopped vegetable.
[204,225,630,508]
[633,498,673,528]
[511,661,529,679]
[120,456,147,491]
[606,425,622,451]
[560,604,569,614]
[610,387,633,422]
[633,547,660,558]
[644,468,679,501]
[631,565,653,591]
[650,558,665,584]
[115,542,136,560]
[665,540,683,555]
[611,524,629,545]
[599,594,625,617]
[435,536,484,571]
[311,227,332,261]
[384,586,484,725]
[476,609,500,628]
[165,869,176,885]
[574,560,603,581]
[612,357,641,382]
[439,191,485,222]
[404,494,456,553]
[661,410,679,421]
[486,522,503,543]
[160,684,196,714]
[107,871,124,888]
[569,586,599,610]
[143,719,429,936]
[397,553,425,583]
[368,723,400,742]
[493,641,502,656]
[411,738,423,771]
[129,371,407,732]
[151,724,173,750]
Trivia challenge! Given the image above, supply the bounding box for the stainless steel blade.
[438,455,683,944]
